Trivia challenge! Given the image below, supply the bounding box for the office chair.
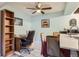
[46,36,60,57]
[20,31,35,54]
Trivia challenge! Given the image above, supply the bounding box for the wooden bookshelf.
[0,9,14,56]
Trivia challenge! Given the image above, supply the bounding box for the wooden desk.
[14,37,21,52]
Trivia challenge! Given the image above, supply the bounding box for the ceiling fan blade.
[26,8,37,10]
[41,7,52,10]
[32,11,37,14]
[41,11,45,14]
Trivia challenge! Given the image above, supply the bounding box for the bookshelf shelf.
[5,38,14,41]
[5,44,13,48]
[5,17,14,20]
[6,25,14,27]
[5,32,14,34]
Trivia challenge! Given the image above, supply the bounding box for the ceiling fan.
[26,2,52,14]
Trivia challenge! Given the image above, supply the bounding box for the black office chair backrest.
[26,31,35,41]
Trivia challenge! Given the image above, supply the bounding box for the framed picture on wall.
[15,17,23,26]
[41,19,50,28]
[69,18,77,26]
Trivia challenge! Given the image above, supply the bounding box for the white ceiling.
[0,2,66,15]
[0,2,6,8]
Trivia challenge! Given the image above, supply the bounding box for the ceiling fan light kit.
[37,10,41,13]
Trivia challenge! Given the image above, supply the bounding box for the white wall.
[31,13,79,44]
[31,11,64,31]
[0,4,32,35]
[31,11,64,43]
[60,14,79,29]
